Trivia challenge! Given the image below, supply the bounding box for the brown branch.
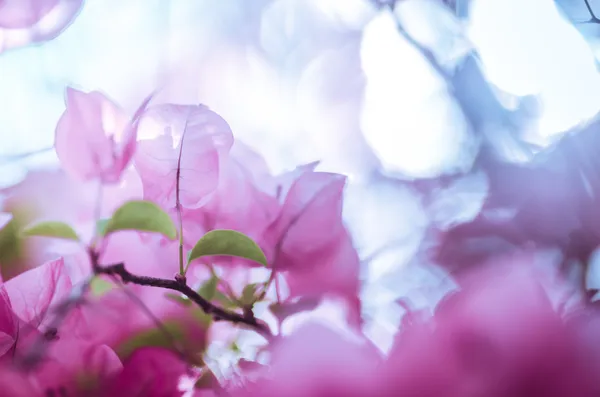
[584,0,600,23]
[94,263,273,340]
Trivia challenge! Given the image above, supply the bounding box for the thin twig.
[380,3,452,80]
[95,262,273,340]
[175,112,190,276]
[584,0,600,23]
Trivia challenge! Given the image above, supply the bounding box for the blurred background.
[2,0,600,352]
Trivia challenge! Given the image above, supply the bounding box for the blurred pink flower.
[102,347,189,397]
[231,323,381,397]
[379,265,600,397]
[0,0,58,28]
[55,87,151,184]
[263,167,362,326]
[0,0,83,53]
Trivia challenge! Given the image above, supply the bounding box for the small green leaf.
[198,275,219,301]
[104,200,176,239]
[117,321,185,360]
[230,341,241,353]
[164,292,192,307]
[95,218,110,237]
[214,290,237,309]
[90,276,115,297]
[240,283,259,306]
[117,320,206,366]
[188,229,267,266]
[22,221,79,241]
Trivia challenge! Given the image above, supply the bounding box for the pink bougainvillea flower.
[0,0,83,54]
[98,230,173,279]
[433,121,600,275]
[0,257,83,360]
[0,0,57,28]
[4,257,72,330]
[378,265,600,397]
[231,323,381,397]
[54,87,151,184]
[134,104,234,211]
[180,141,280,248]
[262,168,362,326]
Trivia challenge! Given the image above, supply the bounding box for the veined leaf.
[198,275,219,301]
[22,221,79,241]
[240,283,260,306]
[188,229,267,266]
[104,200,176,239]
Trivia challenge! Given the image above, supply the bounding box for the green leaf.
[117,321,185,360]
[240,283,259,306]
[188,229,267,266]
[164,292,192,307]
[95,218,110,237]
[230,341,241,353]
[104,200,176,240]
[214,290,237,309]
[22,221,79,241]
[117,320,206,366]
[198,275,219,301]
[89,276,115,297]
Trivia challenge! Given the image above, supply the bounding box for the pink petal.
[55,88,128,182]
[0,366,37,396]
[105,347,189,397]
[0,0,57,28]
[117,93,155,179]
[231,323,379,397]
[181,142,280,250]
[0,0,83,54]
[0,287,17,356]
[274,172,347,261]
[28,342,122,396]
[262,170,361,322]
[381,266,600,396]
[4,257,72,329]
[134,104,233,211]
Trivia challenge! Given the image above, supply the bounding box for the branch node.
[174,273,187,285]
